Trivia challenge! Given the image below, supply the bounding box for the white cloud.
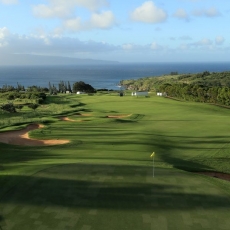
[205,7,221,17]
[215,36,225,45]
[33,4,72,18]
[173,8,189,21]
[33,0,115,32]
[192,38,213,46]
[150,42,162,50]
[0,27,10,47]
[122,44,133,50]
[192,7,221,17]
[179,44,189,50]
[62,11,116,31]
[0,27,118,56]
[63,18,82,31]
[0,27,10,39]
[33,0,109,18]
[0,0,18,4]
[131,1,167,24]
[90,11,115,29]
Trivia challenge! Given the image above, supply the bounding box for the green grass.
[1,93,230,230]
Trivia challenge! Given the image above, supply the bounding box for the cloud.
[90,11,116,29]
[192,7,221,17]
[33,4,72,18]
[215,36,225,45]
[192,38,213,46]
[0,27,10,47]
[122,44,133,50]
[150,42,162,50]
[0,27,118,56]
[0,0,18,4]
[179,44,189,51]
[62,11,116,31]
[0,27,10,39]
[32,0,115,32]
[33,0,109,18]
[131,1,167,24]
[173,8,189,21]
[63,18,82,31]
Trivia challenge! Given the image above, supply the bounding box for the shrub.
[28,103,39,111]
[0,102,16,113]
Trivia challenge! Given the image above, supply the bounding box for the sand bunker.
[59,117,76,122]
[196,171,230,182]
[107,114,132,118]
[75,113,92,116]
[59,116,86,122]
[0,124,69,146]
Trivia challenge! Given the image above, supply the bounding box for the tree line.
[159,83,230,105]
[48,81,95,95]
[0,80,96,113]
[120,71,230,106]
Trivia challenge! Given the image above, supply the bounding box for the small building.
[157,92,167,97]
[76,91,84,95]
[131,91,148,97]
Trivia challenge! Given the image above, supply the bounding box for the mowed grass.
[1,93,230,230]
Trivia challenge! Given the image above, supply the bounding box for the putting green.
[1,163,230,230]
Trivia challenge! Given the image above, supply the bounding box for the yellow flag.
[150,152,155,158]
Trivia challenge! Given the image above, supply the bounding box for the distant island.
[0,54,119,66]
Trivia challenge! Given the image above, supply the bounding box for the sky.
[0,0,230,64]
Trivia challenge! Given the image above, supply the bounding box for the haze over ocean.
[0,62,230,90]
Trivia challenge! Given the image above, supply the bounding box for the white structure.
[157,92,167,96]
[131,91,148,96]
[76,91,84,94]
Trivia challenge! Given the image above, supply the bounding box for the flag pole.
[150,152,155,177]
[153,155,154,177]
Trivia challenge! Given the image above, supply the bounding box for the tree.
[48,82,53,95]
[68,81,72,93]
[28,103,39,111]
[72,81,95,93]
[0,102,16,113]
[15,104,24,111]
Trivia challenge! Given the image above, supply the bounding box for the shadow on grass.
[0,216,3,230]
[1,163,230,212]
[45,96,71,105]
[149,133,215,172]
[0,144,60,164]
[112,119,136,123]
[70,102,86,108]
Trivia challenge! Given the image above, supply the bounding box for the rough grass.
[1,93,230,230]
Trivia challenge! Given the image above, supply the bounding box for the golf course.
[1,92,230,230]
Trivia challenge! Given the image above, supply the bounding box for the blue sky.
[0,0,229,63]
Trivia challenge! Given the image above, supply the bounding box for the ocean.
[0,62,230,90]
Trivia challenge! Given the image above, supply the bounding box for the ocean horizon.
[0,62,230,90]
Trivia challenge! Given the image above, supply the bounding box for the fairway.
[1,93,230,230]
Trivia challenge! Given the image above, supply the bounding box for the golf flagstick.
[150,152,155,177]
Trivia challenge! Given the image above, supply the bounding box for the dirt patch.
[107,114,132,118]
[0,124,69,146]
[196,171,230,182]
